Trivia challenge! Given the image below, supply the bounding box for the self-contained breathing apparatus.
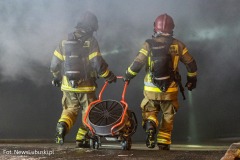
[62,32,92,88]
[147,37,186,100]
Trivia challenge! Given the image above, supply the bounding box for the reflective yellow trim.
[148,56,152,71]
[58,115,73,129]
[61,76,96,92]
[173,55,179,71]
[182,47,188,55]
[147,116,159,127]
[157,132,171,144]
[128,67,137,76]
[157,138,171,145]
[144,86,178,92]
[76,128,87,140]
[61,85,96,92]
[146,73,152,82]
[89,52,101,60]
[99,69,110,78]
[158,131,171,138]
[54,50,64,61]
[187,72,197,77]
[139,48,148,56]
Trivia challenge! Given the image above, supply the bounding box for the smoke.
[1,0,239,85]
[0,0,100,85]
[0,0,240,141]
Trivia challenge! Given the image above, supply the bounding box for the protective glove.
[105,71,117,83]
[123,70,135,84]
[123,76,131,84]
[52,77,61,87]
[185,76,197,91]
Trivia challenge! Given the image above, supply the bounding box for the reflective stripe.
[58,115,73,129]
[147,116,159,127]
[63,41,77,44]
[158,131,171,139]
[169,44,179,71]
[89,52,101,60]
[154,76,170,80]
[99,69,110,78]
[144,86,178,92]
[76,128,87,140]
[139,48,148,56]
[128,67,137,76]
[65,71,80,74]
[61,76,96,92]
[69,55,79,58]
[157,139,171,144]
[187,72,197,77]
[157,131,171,144]
[146,73,152,82]
[182,47,188,55]
[54,50,64,61]
[61,85,96,92]
[148,56,152,71]
[173,55,179,71]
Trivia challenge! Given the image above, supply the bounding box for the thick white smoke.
[1,0,239,86]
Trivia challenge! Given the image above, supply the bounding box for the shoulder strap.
[145,39,153,71]
[145,39,153,48]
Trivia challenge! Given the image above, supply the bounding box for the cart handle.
[98,76,129,102]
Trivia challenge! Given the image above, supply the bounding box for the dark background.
[0,0,240,144]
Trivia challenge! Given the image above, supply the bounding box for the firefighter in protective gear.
[50,11,117,148]
[125,13,197,150]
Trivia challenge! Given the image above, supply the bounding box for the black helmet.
[75,11,98,33]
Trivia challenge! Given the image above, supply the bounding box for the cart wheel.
[121,138,132,150]
[90,139,94,149]
[90,137,99,149]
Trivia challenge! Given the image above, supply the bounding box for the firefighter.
[50,11,117,148]
[124,13,197,150]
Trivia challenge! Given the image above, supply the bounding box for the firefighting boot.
[144,120,156,149]
[55,122,67,145]
[76,139,90,148]
[157,143,170,150]
[76,128,90,148]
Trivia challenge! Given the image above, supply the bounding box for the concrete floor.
[0,141,230,160]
